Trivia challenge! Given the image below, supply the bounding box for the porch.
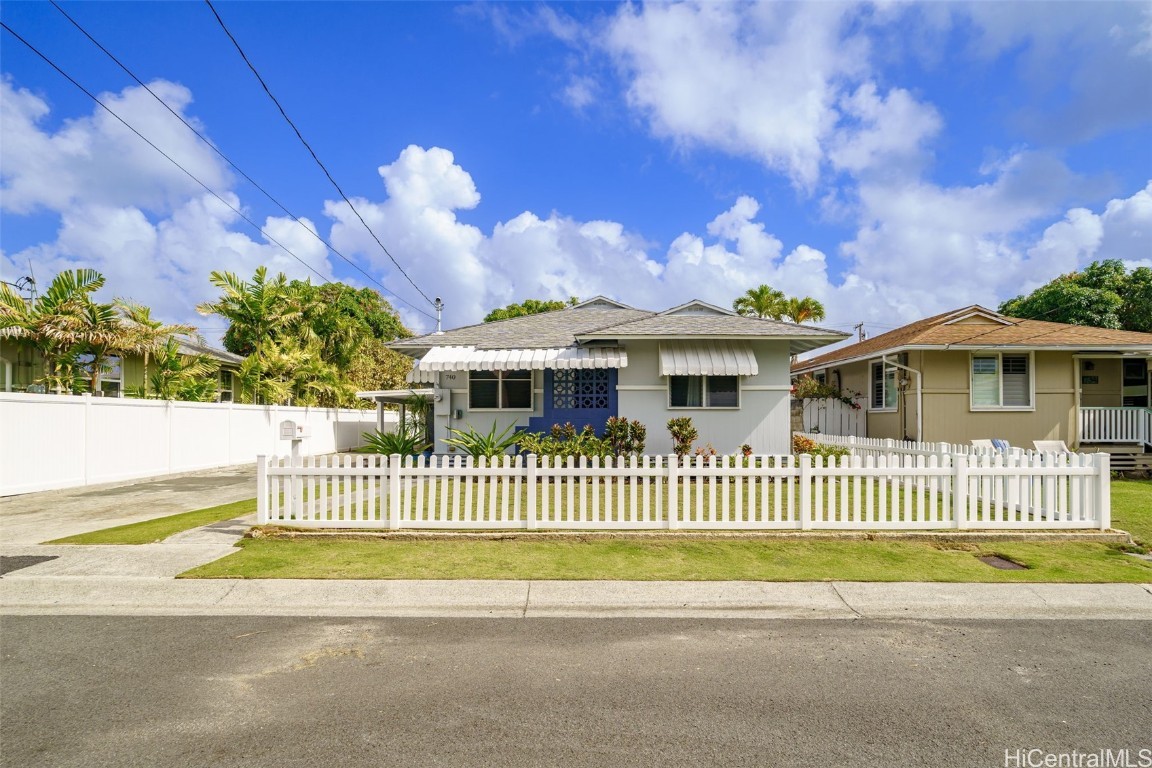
[1077,407,1152,452]
[1077,355,1152,451]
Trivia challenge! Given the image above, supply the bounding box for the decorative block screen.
[552,369,611,409]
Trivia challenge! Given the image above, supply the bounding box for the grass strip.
[46,498,257,545]
[180,538,1151,582]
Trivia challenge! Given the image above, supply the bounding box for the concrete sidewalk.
[3,575,1151,619]
[3,464,1151,620]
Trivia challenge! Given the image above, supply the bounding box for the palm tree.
[782,297,826,324]
[196,267,302,357]
[147,338,220,401]
[732,285,787,319]
[119,301,197,398]
[1,269,106,393]
[75,298,133,394]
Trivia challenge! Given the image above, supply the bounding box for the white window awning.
[413,345,628,373]
[659,341,758,376]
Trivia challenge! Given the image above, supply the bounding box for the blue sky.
[2,1,1150,340]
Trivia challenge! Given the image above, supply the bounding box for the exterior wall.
[617,340,792,454]
[803,349,1079,448]
[1079,358,1121,407]
[0,392,385,496]
[430,369,545,454]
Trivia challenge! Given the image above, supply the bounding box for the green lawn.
[179,537,1152,582]
[46,499,257,545]
[53,478,1152,583]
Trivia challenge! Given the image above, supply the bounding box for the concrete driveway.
[0,464,258,546]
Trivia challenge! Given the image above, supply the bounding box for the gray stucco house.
[377,297,846,455]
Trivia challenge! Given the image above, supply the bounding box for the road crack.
[829,582,864,619]
[522,582,532,618]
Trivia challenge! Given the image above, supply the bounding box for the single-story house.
[0,337,244,401]
[791,305,1152,455]
[380,297,847,455]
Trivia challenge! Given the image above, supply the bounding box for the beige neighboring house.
[792,306,1152,463]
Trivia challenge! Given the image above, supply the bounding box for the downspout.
[883,354,922,442]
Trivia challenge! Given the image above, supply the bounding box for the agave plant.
[443,421,521,459]
[361,429,431,456]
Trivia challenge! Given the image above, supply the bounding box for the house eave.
[793,343,1152,375]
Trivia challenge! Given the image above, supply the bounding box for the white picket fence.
[801,397,865,438]
[258,447,1111,532]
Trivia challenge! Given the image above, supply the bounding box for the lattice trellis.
[552,369,611,409]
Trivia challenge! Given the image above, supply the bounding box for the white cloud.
[1,80,332,337]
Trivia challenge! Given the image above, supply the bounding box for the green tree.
[782,296,826,324]
[732,285,787,319]
[144,338,220,401]
[1,269,113,394]
[119,300,197,398]
[484,297,578,323]
[996,259,1152,331]
[197,267,303,358]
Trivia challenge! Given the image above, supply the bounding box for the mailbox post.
[279,421,311,519]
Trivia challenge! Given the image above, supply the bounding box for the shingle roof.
[176,338,244,365]
[392,302,848,354]
[794,306,1152,372]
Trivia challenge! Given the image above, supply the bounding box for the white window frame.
[76,353,122,397]
[468,369,534,412]
[969,351,1035,411]
[667,375,741,409]
[218,369,234,403]
[869,360,897,412]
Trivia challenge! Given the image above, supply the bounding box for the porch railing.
[1079,407,1152,448]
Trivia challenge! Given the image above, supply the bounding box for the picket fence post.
[667,455,680,530]
[527,454,538,530]
[953,453,968,529]
[256,455,268,524]
[799,453,812,530]
[1096,453,1111,530]
[388,453,401,530]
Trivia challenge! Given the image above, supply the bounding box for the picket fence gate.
[257,449,1110,532]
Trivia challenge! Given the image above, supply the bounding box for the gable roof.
[793,306,1152,373]
[392,300,849,356]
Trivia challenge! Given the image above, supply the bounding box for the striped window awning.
[658,341,758,376]
[412,345,628,373]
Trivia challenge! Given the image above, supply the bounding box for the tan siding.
[922,393,1074,447]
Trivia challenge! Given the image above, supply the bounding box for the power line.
[204,0,437,308]
[46,1,436,323]
[0,20,333,289]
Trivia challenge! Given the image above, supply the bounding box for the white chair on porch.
[1033,439,1071,453]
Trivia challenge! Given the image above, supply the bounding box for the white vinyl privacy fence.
[258,443,1111,532]
[0,392,387,496]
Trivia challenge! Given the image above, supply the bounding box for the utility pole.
[854,322,866,342]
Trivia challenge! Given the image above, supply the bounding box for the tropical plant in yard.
[119,300,197,398]
[604,416,646,455]
[0,268,108,393]
[516,422,612,461]
[443,421,521,459]
[666,417,699,459]
[196,267,303,357]
[75,298,135,394]
[143,338,220,401]
[361,429,431,456]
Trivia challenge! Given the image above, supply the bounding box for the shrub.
[362,429,431,456]
[792,375,862,409]
[666,417,698,458]
[443,421,520,459]
[791,433,850,460]
[604,416,646,455]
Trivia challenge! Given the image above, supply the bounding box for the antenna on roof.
[854,322,867,342]
[434,297,444,334]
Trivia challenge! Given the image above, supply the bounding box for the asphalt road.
[2,617,1149,768]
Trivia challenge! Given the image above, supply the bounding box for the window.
[669,375,739,408]
[971,353,1031,409]
[870,361,897,410]
[1122,359,1148,407]
[469,369,532,410]
[219,370,234,403]
[76,354,121,397]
